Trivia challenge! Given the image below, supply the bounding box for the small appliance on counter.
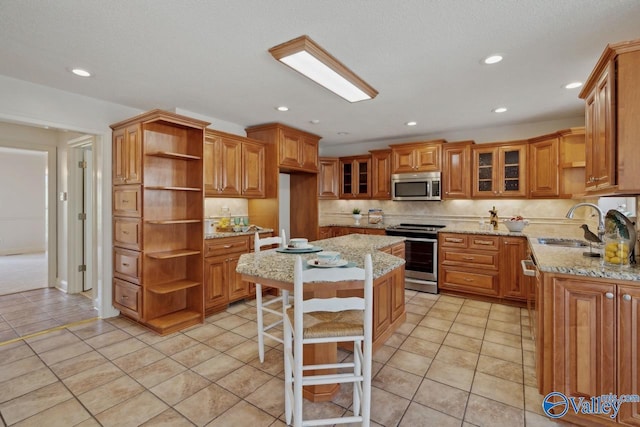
[368,208,384,224]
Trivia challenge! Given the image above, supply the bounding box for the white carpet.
[0,252,48,295]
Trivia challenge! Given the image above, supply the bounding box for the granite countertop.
[440,223,640,282]
[205,228,274,239]
[236,234,406,283]
[320,222,387,230]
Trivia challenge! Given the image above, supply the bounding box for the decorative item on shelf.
[580,224,602,257]
[604,209,637,264]
[368,208,384,224]
[489,206,498,230]
[352,208,362,225]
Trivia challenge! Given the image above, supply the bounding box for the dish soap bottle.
[489,206,498,230]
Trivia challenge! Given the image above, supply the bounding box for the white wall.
[0,147,47,255]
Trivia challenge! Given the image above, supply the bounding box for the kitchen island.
[236,233,406,402]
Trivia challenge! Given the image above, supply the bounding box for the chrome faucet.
[565,203,606,242]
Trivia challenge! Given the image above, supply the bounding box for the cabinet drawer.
[114,248,141,284]
[205,236,250,257]
[469,235,500,250]
[113,185,142,217]
[113,218,142,250]
[441,268,499,296]
[440,233,468,248]
[113,278,141,318]
[441,250,498,269]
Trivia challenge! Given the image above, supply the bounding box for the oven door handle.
[404,237,438,243]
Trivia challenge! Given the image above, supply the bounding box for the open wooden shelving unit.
[111,110,209,335]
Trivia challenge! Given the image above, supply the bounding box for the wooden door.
[370,149,391,199]
[227,253,249,302]
[415,144,441,172]
[354,156,371,198]
[279,129,303,169]
[339,158,356,199]
[443,144,471,199]
[592,63,615,189]
[125,125,142,184]
[500,237,528,300]
[318,158,339,199]
[472,146,497,197]
[552,278,615,411]
[391,146,416,173]
[618,285,640,425]
[203,135,221,195]
[498,145,527,197]
[300,136,319,172]
[373,276,391,340]
[241,141,265,197]
[390,268,405,322]
[584,89,598,190]
[219,137,242,196]
[204,257,228,310]
[529,137,559,198]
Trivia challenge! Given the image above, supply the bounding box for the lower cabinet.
[539,274,640,426]
[113,278,142,320]
[439,232,530,302]
[203,256,229,314]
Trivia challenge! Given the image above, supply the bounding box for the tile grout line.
[0,317,99,347]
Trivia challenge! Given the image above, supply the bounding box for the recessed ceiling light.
[310,119,320,124]
[405,121,417,126]
[337,132,349,135]
[564,81,583,89]
[276,106,289,112]
[71,68,91,77]
[492,107,508,113]
[483,55,503,65]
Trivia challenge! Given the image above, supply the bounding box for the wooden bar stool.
[254,230,288,363]
[283,254,373,426]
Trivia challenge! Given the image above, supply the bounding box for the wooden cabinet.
[558,128,586,198]
[528,135,559,198]
[538,273,640,425]
[390,140,444,173]
[318,157,339,199]
[499,237,530,300]
[439,233,500,297]
[340,155,371,199]
[110,110,208,335]
[579,39,640,195]
[204,130,265,198]
[472,142,528,198]
[318,226,333,240]
[369,149,392,199]
[246,123,320,173]
[112,124,142,185]
[442,141,472,199]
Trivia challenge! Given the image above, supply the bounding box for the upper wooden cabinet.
[472,142,527,198]
[113,124,142,185]
[245,123,320,173]
[204,130,265,198]
[390,140,444,173]
[579,39,640,195]
[528,128,585,199]
[442,141,473,199]
[369,149,392,200]
[318,157,339,199]
[339,155,371,199]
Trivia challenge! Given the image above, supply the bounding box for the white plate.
[284,244,314,250]
[307,259,349,268]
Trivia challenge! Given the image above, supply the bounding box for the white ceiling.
[1,0,640,149]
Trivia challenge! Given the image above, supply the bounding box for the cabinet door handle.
[122,262,129,267]
[475,240,494,245]
[122,230,129,235]
[121,295,128,299]
[446,238,464,243]
[463,278,473,282]
[223,245,232,249]
[121,199,129,204]
[605,292,614,299]
[463,256,474,261]
[623,294,632,301]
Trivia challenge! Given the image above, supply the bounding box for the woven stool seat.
[286,308,363,339]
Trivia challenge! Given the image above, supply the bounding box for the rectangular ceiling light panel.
[270,35,378,103]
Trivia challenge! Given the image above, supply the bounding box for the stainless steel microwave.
[391,171,441,201]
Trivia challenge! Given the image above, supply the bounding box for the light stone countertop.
[236,234,406,283]
[205,228,274,239]
[440,223,640,282]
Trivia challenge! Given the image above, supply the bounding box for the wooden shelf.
[146,249,201,259]
[144,185,201,191]
[146,309,201,331]
[145,219,200,224]
[560,161,586,168]
[147,279,201,294]
[146,151,201,161]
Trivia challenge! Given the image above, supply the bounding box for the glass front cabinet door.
[472,143,527,198]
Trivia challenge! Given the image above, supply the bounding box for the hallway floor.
[0,291,570,427]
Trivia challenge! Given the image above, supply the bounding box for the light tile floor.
[0,291,573,427]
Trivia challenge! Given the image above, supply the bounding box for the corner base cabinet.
[111,110,208,335]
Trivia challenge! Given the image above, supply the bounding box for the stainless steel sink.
[537,237,589,247]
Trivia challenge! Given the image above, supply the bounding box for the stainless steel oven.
[385,223,445,293]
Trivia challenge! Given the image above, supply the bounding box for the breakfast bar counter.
[236,234,406,402]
